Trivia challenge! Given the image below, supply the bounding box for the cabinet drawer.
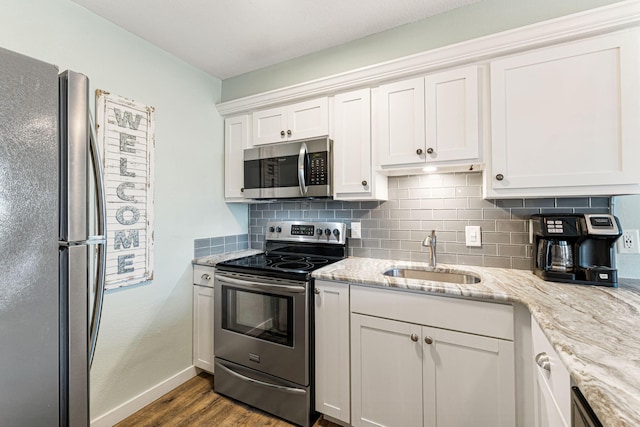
[350,286,513,340]
[193,265,215,287]
[532,317,570,425]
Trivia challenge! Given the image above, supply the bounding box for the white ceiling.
[71,0,481,80]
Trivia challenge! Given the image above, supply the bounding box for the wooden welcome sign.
[96,90,155,289]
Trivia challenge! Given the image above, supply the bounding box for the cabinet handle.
[495,174,504,181]
[199,274,211,286]
[361,180,368,186]
[410,333,419,342]
[424,336,433,345]
[426,147,434,154]
[535,353,551,372]
[416,148,423,155]
[314,288,320,295]
[287,129,292,136]
[280,130,285,137]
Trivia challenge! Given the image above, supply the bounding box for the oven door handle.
[297,141,309,196]
[217,362,306,395]
[217,275,307,294]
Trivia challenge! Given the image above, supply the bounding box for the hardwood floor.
[115,372,341,427]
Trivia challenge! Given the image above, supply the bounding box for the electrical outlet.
[617,229,640,254]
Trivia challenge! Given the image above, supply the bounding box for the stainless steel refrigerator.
[0,47,106,426]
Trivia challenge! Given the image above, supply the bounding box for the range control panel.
[265,221,347,244]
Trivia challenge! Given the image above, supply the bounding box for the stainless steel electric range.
[213,220,348,427]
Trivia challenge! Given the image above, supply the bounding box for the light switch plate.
[351,222,362,239]
[465,226,481,247]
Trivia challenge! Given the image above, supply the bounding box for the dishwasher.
[571,386,603,427]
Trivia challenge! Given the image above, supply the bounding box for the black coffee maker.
[531,213,622,287]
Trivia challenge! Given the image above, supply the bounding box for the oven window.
[221,285,294,347]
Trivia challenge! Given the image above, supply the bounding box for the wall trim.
[90,366,199,427]
[216,0,640,116]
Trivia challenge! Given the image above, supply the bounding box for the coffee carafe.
[531,214,622,287]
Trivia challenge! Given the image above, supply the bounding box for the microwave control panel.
[309,152,328,185]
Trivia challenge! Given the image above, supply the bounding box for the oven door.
[214,271,309,385]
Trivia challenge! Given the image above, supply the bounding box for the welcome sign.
[96,90,155,289]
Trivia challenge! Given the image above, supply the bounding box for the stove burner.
[280,256,306,262]
[305,257,329,264]
[271,261,314,271]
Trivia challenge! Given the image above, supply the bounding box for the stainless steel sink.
[383,268,481,284]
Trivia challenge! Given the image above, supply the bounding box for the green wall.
[221,0,625,101]
[0,0,247,421]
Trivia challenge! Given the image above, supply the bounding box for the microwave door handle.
[297,142,309,196]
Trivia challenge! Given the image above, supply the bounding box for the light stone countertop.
[192,249,262,266]
[312,257,640,427]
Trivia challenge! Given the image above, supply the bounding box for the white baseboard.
[90,365,199,427]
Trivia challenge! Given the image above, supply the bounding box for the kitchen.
[1,0,639,426]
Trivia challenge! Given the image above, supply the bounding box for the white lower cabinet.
[314,280,351,424]
[351,314,423,427]
[350,286,515,427]
[532,317,570,427]
[193,265,215,373]
[314,282,516,427]
[351,314,515,427]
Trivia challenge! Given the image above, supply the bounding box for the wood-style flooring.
[115,372,341,427]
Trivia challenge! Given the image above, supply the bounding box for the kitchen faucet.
[422,230,437,267]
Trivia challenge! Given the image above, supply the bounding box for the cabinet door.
[333,89,373,197]
[224,115,250,201]
[351,314,422,427]
[314,280,350,424]
[378,77,426,167]
[252,105,288,145]
[425,66,480,164]
[489,31,640,197]
[193,285,214,373]
[532,318,570,427]
[288,97,329,141]
[422,327,515,427]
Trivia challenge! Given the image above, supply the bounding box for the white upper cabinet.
[377,77,426,167]
[252,97,329,145]
[486,30,640,198]
[224,114,251,202]
[333,89,387,200]
[377,66,481,172]
[425,66,480,164]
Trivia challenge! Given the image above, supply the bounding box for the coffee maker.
[531,213,622,287]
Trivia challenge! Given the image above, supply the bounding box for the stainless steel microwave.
[243,137,332,199]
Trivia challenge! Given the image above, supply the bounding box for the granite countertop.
[192,249,262,266]
[312,257,640,427]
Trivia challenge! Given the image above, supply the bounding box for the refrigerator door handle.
[88,112,107,368]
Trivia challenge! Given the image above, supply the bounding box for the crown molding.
[216,0,640,116]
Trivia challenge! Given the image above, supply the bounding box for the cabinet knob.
[280,130,285,137]
[426,147,434,154]
[314,288,320,295]
[361,180,368,186]
[416,148,423,155]
[240,187,244,192]
[495,173,504,181]
[535,353,551,372]
[201,274,211,281]
[410,333,419,342]
[424,336,433,345]
[287,129,292,136]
